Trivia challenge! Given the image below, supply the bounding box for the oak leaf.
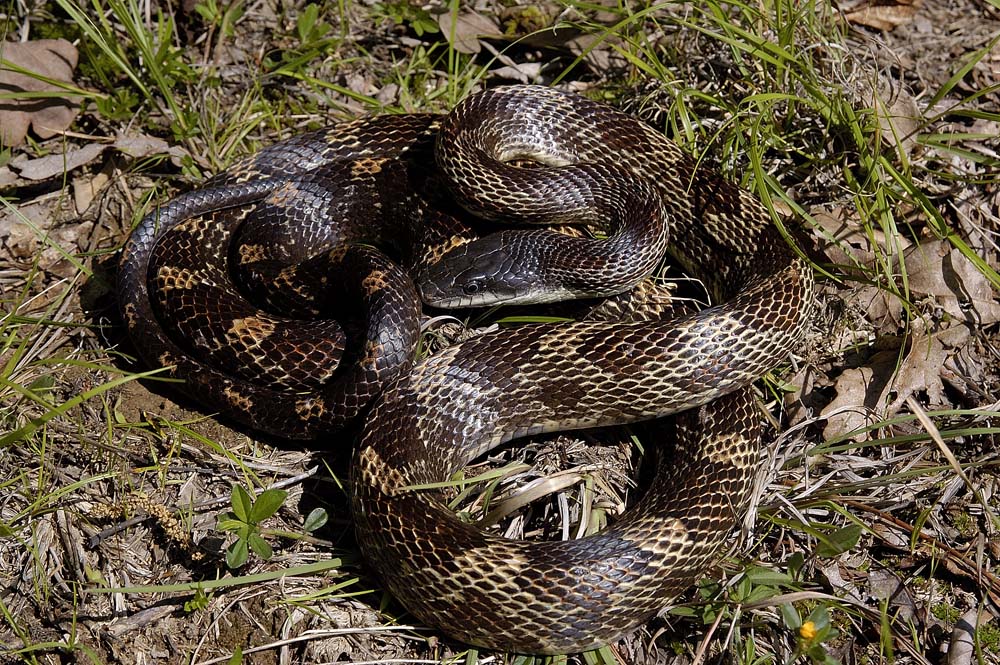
[0,39,80,147]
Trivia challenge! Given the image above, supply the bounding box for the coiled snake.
[118,85,814,654]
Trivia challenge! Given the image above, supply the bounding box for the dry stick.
[87,466,322,548]
[840,499,1000,606]
[191,626,421,665]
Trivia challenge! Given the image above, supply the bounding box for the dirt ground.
[1,0,999,663]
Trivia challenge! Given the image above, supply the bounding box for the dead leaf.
[942,337,990,402]
[114,132,189,164]
[862,284,906,329]
[867,566,917,623]
[820,363,892,441]
[811,205,913,268]
[885,326,969,413]
[843,0,921,31]
[0,197,91,254]
[9,142,106,180]
[905,239,1000,326]
[869,83,922,156]
[8,132,188,181]
[565,32,613,72]
[73,170,110,215]
[821,325,972,440]
[113,134,171,159]
[491,61,544,83]
[438,11,503,54]
[817,562,865,602]
[0,166,16,187]
[0,39,80,147]
[812,208,999,328]
[1,201,50,259]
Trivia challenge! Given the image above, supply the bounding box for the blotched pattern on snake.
[117,85,814,654]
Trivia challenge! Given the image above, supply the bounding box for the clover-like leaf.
[215,515,244,533]
[226,538,248,569]
[248,532,272,561]
[302,507,328,533]
[248,488,287,524]
[230,484,253,523]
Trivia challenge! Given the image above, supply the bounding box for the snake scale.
[118,85,814,654]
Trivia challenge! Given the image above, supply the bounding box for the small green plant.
[375,1,439,37]
[216,484,288,568]
[781,604,841,665]
[814,524,863,558]
[261,3,340,78]
[931,602,962,623]
[675,564,801,628]
[296,3,332,48]
[215,485,329,568]
[54,0,200,139]
[980,621,1000,653]
[193,0,245,40]
[183,584,212,612]
[93,86,141,122]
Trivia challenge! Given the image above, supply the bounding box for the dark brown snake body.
[118,86,814,653]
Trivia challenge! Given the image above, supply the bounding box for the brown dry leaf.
[0,39,80,147]
[843,0,921,31]
[492,61,545,83]
[9,142,105,180]
[73,170,110,214]
[1,194,60,242]
[113,133,171,159]
[8,132,188,181]
[870,84,922,156]
[438,11,503,54]
[886,325,970,413]
[821,326,971,440]
[905,239,1000,326]
[856,284,905,331]
[113,132,189,163]
[0,197,95,274]
[565,32,613,72]
[817,562,865,602]
[820,362,893,441]
[811,205,913,267]
[867,567,918,623]
[0,166,16,187]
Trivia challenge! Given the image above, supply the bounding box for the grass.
[2,0,999,663]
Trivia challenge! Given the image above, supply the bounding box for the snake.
[351,86,813,653]
[117,85,814,654]
[117,94,665,439]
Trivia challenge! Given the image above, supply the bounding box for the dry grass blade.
[906,395,998,537]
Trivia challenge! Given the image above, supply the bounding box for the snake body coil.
[352,87,813,653]
[118,85,813,654]
[118,95,666,438]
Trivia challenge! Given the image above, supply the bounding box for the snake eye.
[462,280,482,296]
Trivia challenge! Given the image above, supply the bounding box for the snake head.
[419,231,566,308]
